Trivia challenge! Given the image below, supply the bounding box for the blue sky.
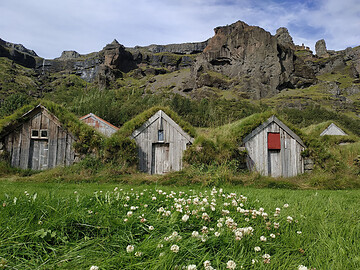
[0,0,359,59]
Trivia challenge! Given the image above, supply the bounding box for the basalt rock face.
[0,38,38,68]
[191,21,316,99]
[36,40,137,84]
[135,41,208,54]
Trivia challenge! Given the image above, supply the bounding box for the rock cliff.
[190,21,316,99]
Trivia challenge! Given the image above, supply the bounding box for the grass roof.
[113,106,197,139]
[0,100,105,155]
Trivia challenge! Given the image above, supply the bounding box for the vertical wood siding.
[245,122,304,177]
[133,113,192,174]
[3,108,76,170]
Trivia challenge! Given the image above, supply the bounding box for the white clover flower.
[124,218,128,222]
[260,236,267,242]
[270,233,276,238]
[283,203,289,208]
[157,243,163,248]
[187,264,197,270]
[226,260,236,269]
[192,231,199,238]
[297,231,302,234]
[170,244,179,253]
[251,259,258,264]
[217,222,223,228]
[134,251,142,257]
[262,254,271,259]
[254,246,261,252]
[298,265,308,270]
[273,222,280,229]
[182,214,190,222]
[126,245,134,253]
[214,231,220,237]
[159,252,165,257]
[127,211,133,217]
[152,196,157,201]
[90,266,99,270]
[149,226,154,230]
[287,216,293,223]
[204,260,211,267]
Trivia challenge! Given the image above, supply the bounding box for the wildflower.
[90,266,99,270]
[217,222,223,228]
[114,187,118,191]
[287,216,293,223]
[298,265,308,270]
[135,251,142,257]
[260,236,267,242]
[204,260,211,267]
[124,218,128,222]
[187,264,197,270]
[157,243,163,248]
[127,211,133,217]
[159,252,165,257]
[251,259,258,264]
[126,245,135,253]
[297,231,302,234]
[192,231,199,238]
[270,233,276,238]
[182,214,190,222]
[214,231,220,237]
[262,254,271,264]
[13,197,17,205]
[283,203,289,208]
[254,246,261,252]
[226,260,236,269]
[149,226,154,230]
[273,222,279,229]
[152,196,157,201]
[170,244,179,253]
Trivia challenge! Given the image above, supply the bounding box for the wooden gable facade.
[0,105,76,170]
[131,110,194,174]
[320,123,347,136]
[243,116,305,177]
[80,113,119,137]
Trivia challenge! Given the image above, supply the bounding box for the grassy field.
[0,181,359,269]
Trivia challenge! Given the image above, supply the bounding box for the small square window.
[31,129,39,138]
[40,129,48,138]
[158,130,164,142]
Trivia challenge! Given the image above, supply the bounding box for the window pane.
[31,130,39,137]
[40,130,48,138]
[158,130,164,141]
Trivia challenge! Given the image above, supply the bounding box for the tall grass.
[0,182,358,269]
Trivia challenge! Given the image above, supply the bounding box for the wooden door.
[151,143,170,174]
[268,150,281,177]
[29,139,49,170]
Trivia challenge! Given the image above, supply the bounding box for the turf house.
[80,113,119,137]
[320,123,348,136]
[243,115,305,177]
[131,109,194,174]
[0,103,102,171]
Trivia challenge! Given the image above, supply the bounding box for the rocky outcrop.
[315,39,329,58]
[134,41,208,54]
[275,27,295,49]
[0,38,38,68]
[58,50,81,59]
[191,21,316,99]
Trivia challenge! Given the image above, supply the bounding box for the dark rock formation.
[315,39,329,58]
[0,38,37,68]
[275,27,295,49]
[135,41,208,54]
[58,50,81,59]
[191,21,316,99]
